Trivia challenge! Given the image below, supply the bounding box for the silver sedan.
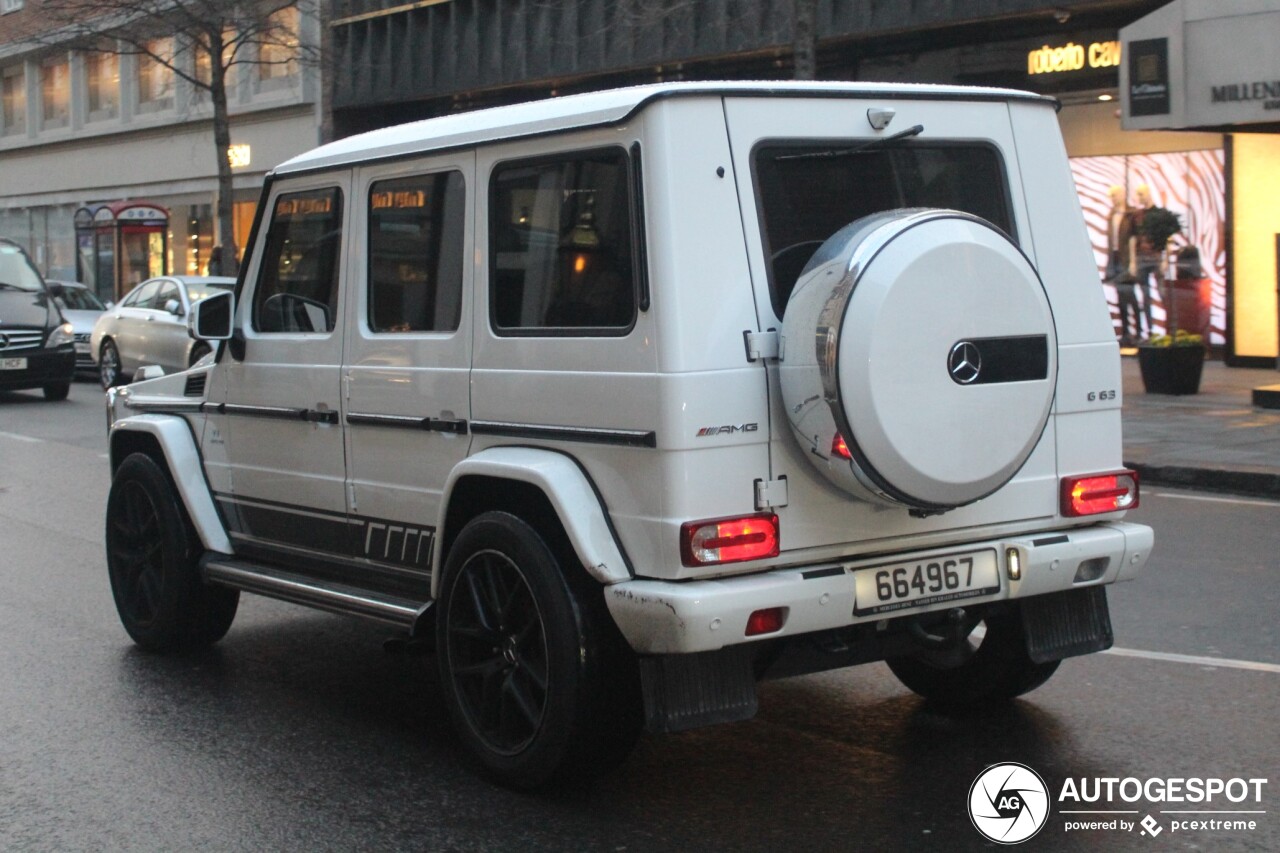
[91,275,236,389]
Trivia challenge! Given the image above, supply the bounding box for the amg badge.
[696,423,759,437]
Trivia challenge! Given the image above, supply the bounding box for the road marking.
[1150,491,1280,508]
[0,431,42,443]
[1104,646,1280,673]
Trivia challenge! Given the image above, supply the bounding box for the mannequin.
[1105,185,1139,344]
[1122,184,1160,340]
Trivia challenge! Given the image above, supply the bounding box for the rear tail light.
[1060,470,1139,517]
[680,513,780,567]
[831,433,852,460]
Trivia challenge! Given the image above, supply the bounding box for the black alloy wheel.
[99,339,122,389]
[445,549,550,756]
[885,610,1060,710]
[436,512,642,789]
[105,453,238,652]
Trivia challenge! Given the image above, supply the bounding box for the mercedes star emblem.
[949,341,982,385]
[0,332,9,351]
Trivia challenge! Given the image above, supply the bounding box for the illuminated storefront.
[1121,0,1280,368]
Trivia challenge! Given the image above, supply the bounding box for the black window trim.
[487,143,643,339]
[748,137,1018,321]
[364,168,467,338]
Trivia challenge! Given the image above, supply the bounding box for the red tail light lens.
[680,513,780,566]
[1061,470,1139,517]
[831,433,852,460]
[745,607,787,636]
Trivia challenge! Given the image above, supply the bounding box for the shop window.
[490,148,638,334]
[367,172,465,333]
[86,51,118,121]
[40,55,70,131]
[253,187,343,334]
[753,142,1013,317]
[257,7,300,89]
[136,39,174,113]
[1,64,25,136]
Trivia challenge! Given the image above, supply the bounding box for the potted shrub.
[1138,206,1183,333]
[1137,330,1205,395]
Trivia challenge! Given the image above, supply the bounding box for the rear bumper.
[0,348,76,391]
[606,521,1153,654]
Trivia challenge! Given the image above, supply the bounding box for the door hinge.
[743,329,782,362]
[754,476,789,510]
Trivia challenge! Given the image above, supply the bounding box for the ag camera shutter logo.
[969,763,1051,844]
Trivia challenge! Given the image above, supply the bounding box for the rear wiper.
[776,124,925,161]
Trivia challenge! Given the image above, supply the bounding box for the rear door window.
[367,172,466,333]
[753,143,1013,316]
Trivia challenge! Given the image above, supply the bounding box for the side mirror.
[165,298,184,317]
[189,290,234,341]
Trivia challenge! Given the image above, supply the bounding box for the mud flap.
[1021,586,1114,664]
[639,646,758,733]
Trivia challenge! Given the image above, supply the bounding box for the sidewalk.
[1120,356,1280,498]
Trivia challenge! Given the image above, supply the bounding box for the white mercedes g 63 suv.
[103,81,1152,789]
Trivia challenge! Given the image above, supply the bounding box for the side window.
[253,187,344,333]
[367,172,465,333]
[490,147,636,334]
[123,281,159,308]
[154,281,180,312]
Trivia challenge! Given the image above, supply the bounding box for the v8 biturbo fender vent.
[184,373,207,397]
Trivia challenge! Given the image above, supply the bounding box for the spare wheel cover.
[785,209,1057,510]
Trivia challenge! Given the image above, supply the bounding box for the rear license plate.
[1,357,28,370]
[853,549,1000,616]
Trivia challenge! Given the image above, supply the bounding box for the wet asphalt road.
[1,382,1277,852]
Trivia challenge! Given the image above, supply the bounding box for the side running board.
[201,556,431,630]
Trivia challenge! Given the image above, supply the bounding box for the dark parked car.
[90,275,235,389]
[47,280,109,377]
[0,238,76,401]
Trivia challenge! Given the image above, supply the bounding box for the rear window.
[754,143,1013,317]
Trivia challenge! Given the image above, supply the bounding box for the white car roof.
[275,80,1052,176]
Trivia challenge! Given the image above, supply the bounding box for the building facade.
[326,0,1276,363]
[0,0,322,302]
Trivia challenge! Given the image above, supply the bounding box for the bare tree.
[32,0,316,274]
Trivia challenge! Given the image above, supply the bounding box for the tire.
[105,452,239,652]
[436,511,642,789]
[42,382,70,401]
[99,339,123,390]
[188,342,212,367]
[886,611,1059,711]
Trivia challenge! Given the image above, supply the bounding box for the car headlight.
[46,322,75,348]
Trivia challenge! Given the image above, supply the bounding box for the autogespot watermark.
[968,765,1269,844]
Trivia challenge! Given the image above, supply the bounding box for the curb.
[1126,462,1280,500]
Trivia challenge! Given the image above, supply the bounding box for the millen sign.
[1210,80,1280,111]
